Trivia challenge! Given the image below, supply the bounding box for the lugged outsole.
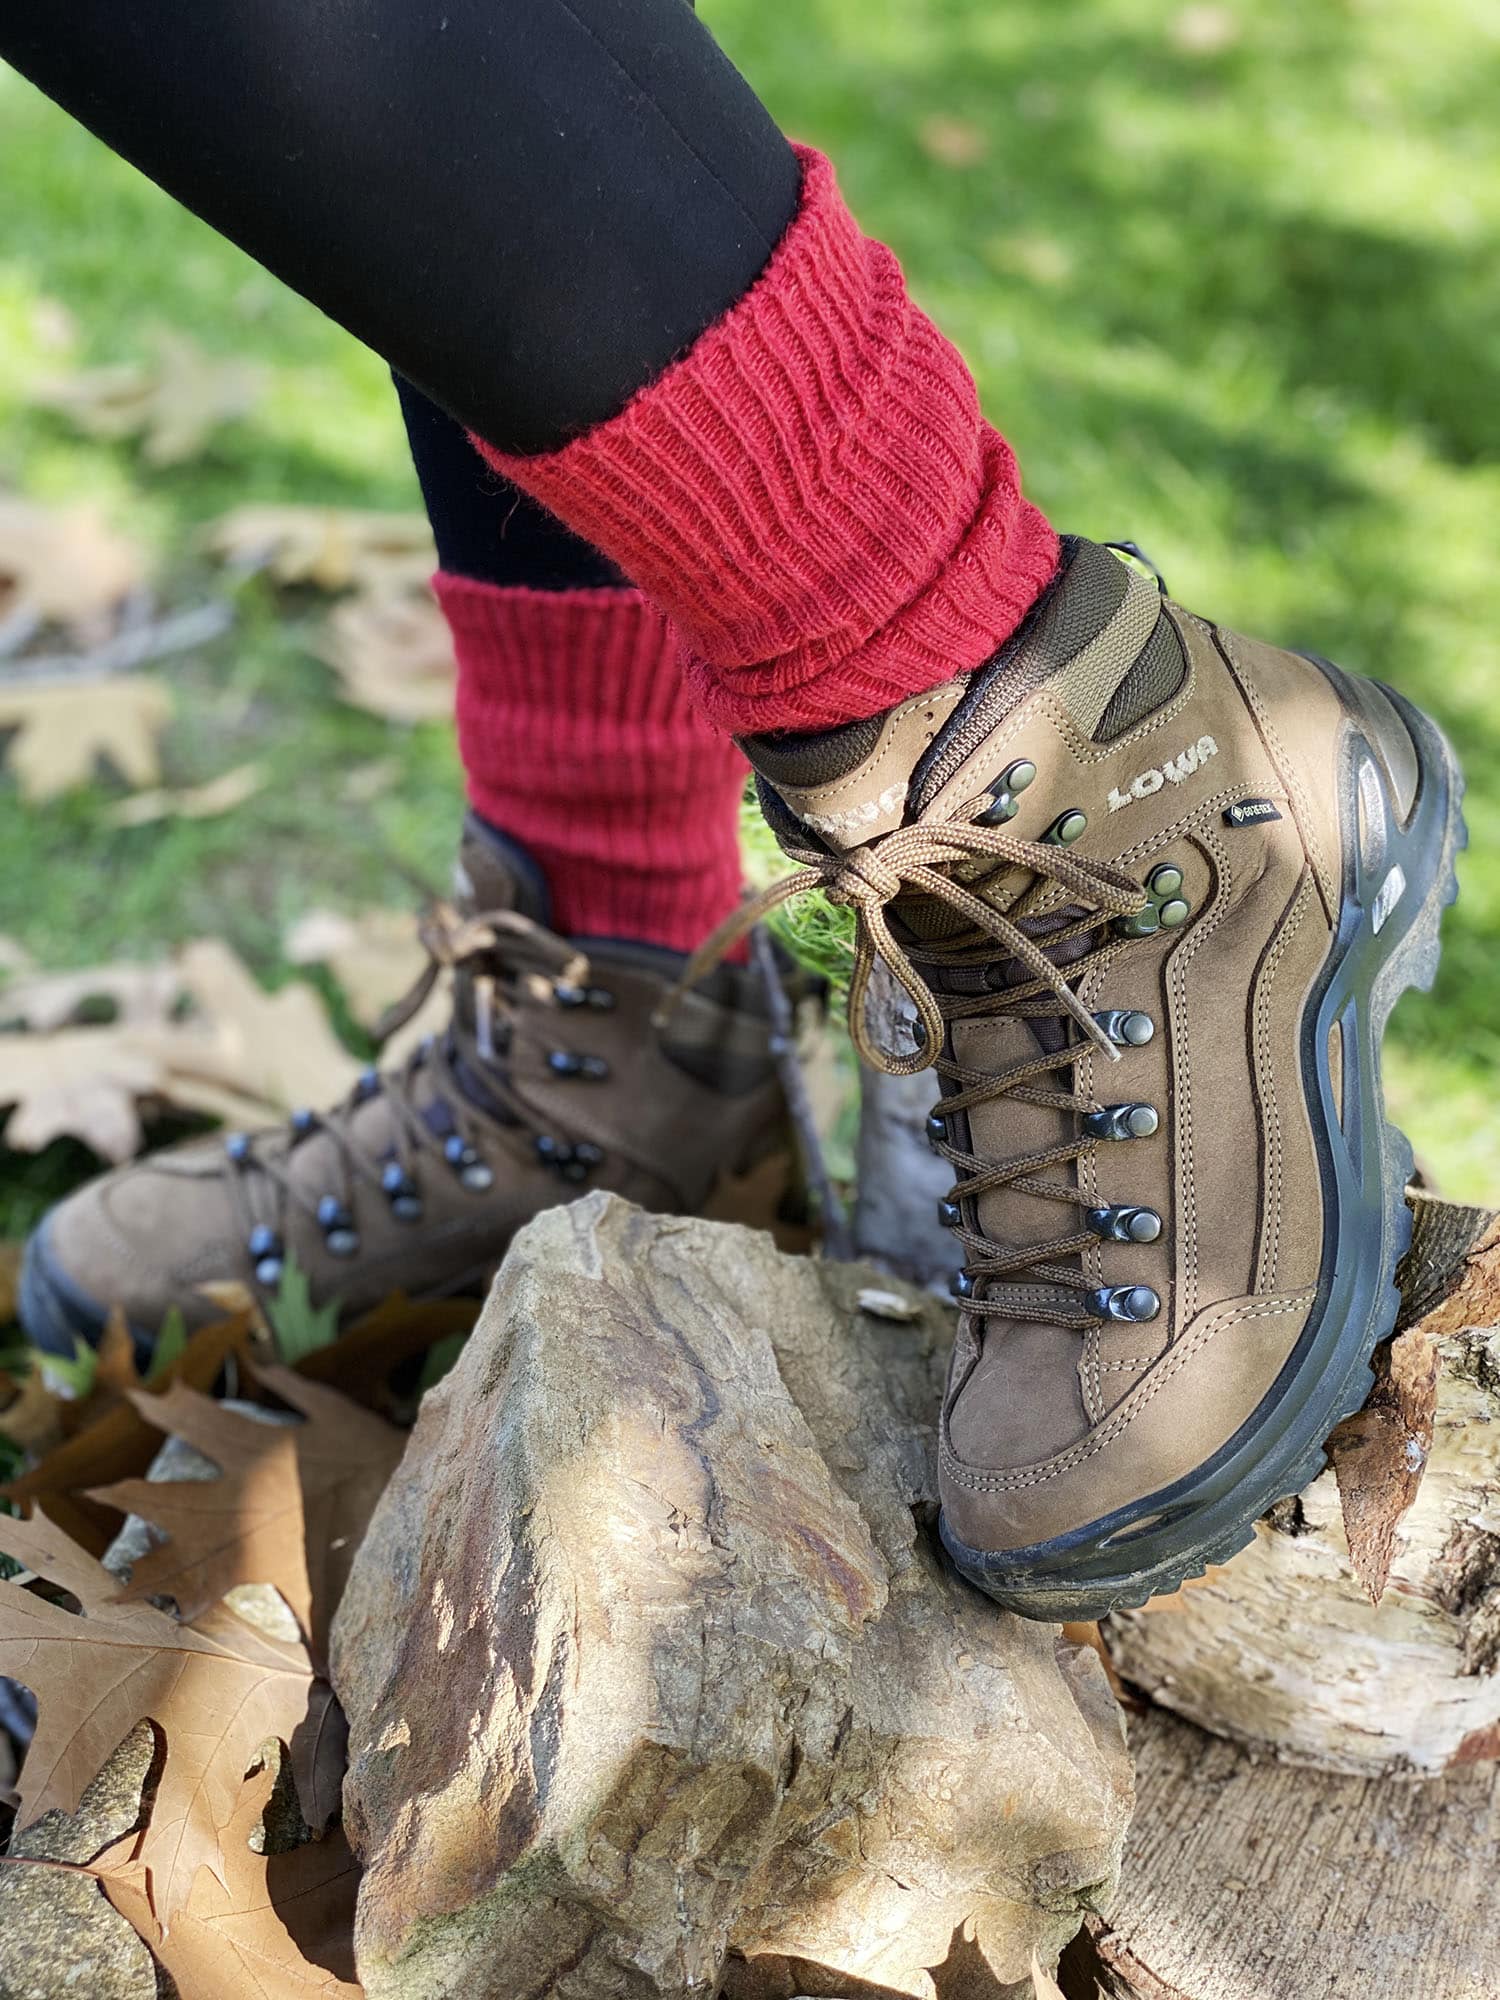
[941,696,1467,1622]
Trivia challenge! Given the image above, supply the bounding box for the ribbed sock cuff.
[440,574,748,952]
[475,145,1058,736]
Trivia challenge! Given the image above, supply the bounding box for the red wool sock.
[475,145,1059,737]
[440,575,748,952]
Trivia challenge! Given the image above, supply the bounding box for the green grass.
[1,0,1498,1221]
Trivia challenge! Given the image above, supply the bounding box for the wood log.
[1104,1193,1500,1777]
[1061,1704,1500,2000]
[333,1195,1133,2000]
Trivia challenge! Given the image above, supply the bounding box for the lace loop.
[673,810,1158,1324]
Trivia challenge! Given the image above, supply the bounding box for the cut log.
[332,1195,1133,2000]
[1104,1193,1500,1777]
[1062,1703,1500,2000]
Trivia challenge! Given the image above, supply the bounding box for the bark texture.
[333,1195,1132,2000]
[1065,1704,1500,2000]
[1104,1195,1500,1777]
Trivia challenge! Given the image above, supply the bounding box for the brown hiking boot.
[729,536,1465,1618]
[20,815,802,1361]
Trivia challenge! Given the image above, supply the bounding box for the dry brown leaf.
[204,504,435,595]
[295,1292,479,1413]
[0,1369,67,1457]
[315,587,455,722]
[0,495,145,629]
[0,958,181,1034]
[105,761,266,831]
[33,333,265,467]
[0,676,174,802]
[3,1312,257,1557]
[100,1759,361,1999]
[94,1370,402,1654]
[918,114,989,168]
[0,1508,342,1924]
[90,1385,313,1639]
[1327,1325,1441,1604]
[283,906,428,1034]
[0,1240,20,1324]
[0,940,360,1163]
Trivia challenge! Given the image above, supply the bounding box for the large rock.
[333,1195,1131,2000]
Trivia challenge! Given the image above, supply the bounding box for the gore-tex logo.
[1108,734,1219,812]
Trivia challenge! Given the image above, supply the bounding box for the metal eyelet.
[974,757,1038,826]
[290,1107,315,1137]
[925,1111,948,1150]
[1043,808,1088,846]
[1118,860,1192,938]
[354,1065,380,1101]
[1087,1283,1161,1323]
[1086,1204,1162,1244]
[248,1223,284,1285]
[1093,1009,1155,1047]
[938,1198,961,1227]
[1083,1102,1159,1141]
[952,1271,977,1300]
[381,1162,424,1222]
[224,1132,251,1164]
[586,987,616,1011]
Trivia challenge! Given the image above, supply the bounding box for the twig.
[2,600,234,684]
[750,925,854,1261]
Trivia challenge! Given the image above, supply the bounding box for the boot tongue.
[454,812,552,923]
[742,537,1184,855]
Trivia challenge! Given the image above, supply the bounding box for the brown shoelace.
[223,903,593,1262]
[673,821,1153,1325]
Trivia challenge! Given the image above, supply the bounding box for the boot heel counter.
[1304,654,1421,823]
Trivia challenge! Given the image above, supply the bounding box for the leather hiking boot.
[722,535,1466,1618]
[21,815,802,1362]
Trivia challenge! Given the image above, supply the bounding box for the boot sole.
[940,675,1466,1621]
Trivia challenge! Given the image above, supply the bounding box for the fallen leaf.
[0,675,173,801]
[1327,1325,1440,1604]
[315,586,455,722]
[0,1368,67,1457]
[0,940,360,1164]
[0,495,145,630]
[90,1384,314,1637]
[105,761,266,830]
[33,332,265,467]
[0,1241,20,1323]
[1169,3,1241,53]
[283,906,428,1034]
[0,958,181,1033]
[918,114,989,168]
[0,1509,343,1924]
[264,1258,342,1370]
[4,1312,257,1557]
[101,1758,361,1999]
[204,504,435,595]
[294,1292,480,1414]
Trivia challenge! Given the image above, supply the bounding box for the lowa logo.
[1108,734,1219,812]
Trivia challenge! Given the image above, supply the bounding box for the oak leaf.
[91,1370,402,1650]
[204,503,434,595]
[33,332,265,467]
[0,495,145,630]
[100,1758,361,1998]
[0,939,359,1163]
[4,1312,257,1558]
[105,761,266,830]
[315,586,456,722]
[0,1509,343,1923]
[0,675,174,802]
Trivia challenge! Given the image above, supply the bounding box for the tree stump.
[1104,1194,1500,1777]
[1063,1704,1500,2000]
[332,1195,1133,2000]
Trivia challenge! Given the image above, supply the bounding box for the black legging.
[1,0,800,457]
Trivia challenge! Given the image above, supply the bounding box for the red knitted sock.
[475,145,1058,737]
[440,574,748,951]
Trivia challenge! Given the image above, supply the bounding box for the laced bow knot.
[669,813,1149,1079]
